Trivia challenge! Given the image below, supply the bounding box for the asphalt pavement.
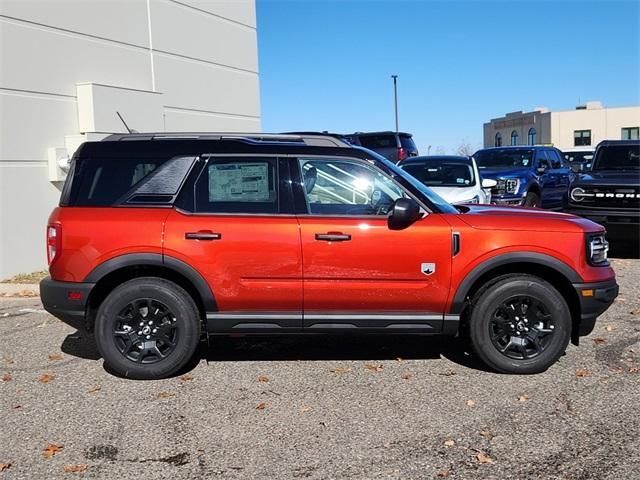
[1,258,639,479]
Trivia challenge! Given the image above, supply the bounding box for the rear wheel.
[468,274,571,374]
[523,191,541,207]
[95,277,201,379]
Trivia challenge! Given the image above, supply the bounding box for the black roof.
[348,131,413,137]
[400,155,472,164]
[596,140,640,147]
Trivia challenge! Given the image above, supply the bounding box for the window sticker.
[456,178,465,184]
[522,159,529,166]
[209,163,270,202]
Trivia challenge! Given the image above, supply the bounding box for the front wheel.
[468,275,571,374]
[523,191,540,207]
[95,277,201,380]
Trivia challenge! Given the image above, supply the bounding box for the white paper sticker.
[209,163,270,202]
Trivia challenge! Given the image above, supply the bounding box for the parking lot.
[0,257,638,479]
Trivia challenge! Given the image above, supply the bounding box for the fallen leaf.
[606,325,615,332]
[593,337,607,345]
[629,367,639,374]
[476,452,494,464]
[38,373,55,384]
[18,289,37,297]
[443,439,455,447]
[1,373,12,382]
[256,402,267,410]
[257,375,269,383]
[48,353,63,361]
[575,368,589,378]
[63,464,87,473]
[179,374,193,382]
[364,363,383,372]
[466,399,476,407]
[300,406,313,413]
[156,391,175,399]
[3,356,14,365]
[396,357,403,362]
[43,444,63,459]
[12,405,21,409]
[479,430,492,438]
[517,394,530,402]
[401,373,412,380]
[437,470,450,478]
[439,369,457,377]
[87,385,101,394]
[0,463,10,471]
[329,367,350,375]
[610,367,625,374]
[631,308,640,315]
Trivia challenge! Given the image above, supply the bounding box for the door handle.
[185,231,221,241]
[315,232,351,242]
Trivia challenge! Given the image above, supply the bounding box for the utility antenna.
[116,111,137,133]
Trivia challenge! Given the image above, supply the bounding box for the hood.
[574,170,640,187]
[429,185,478,204]
[457,204,604,233]
[477,167,530,179]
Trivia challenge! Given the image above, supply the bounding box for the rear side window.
[68,157,171,206]
[194,157,279,214]
[358,135,398,150]
[400,136,417,152]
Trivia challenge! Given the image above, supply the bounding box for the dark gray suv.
[346,131,418,163]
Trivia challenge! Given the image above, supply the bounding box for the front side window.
[511,130,519,146]
[194,157,279,213]
[547,149,563,169]
[574,130,592,146]
[622,127,639,140]
[298,157,404,216]
[528,128,537,145]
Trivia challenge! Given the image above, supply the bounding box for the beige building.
[0,0,260,279]
[484,102,640,150]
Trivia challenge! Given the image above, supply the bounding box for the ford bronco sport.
[40,133,618,379]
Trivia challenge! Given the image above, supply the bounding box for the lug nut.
[152,328,157,333]
[149,321,153,325]
[146,335,151,339]
[137,331,142,335]
[524,327,529,332]
[139,322,144,326]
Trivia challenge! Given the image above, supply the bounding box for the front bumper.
[40,277,95,331]
[572,279,619,337]
[491,194,524,206]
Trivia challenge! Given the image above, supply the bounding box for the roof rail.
[101,132,351,148]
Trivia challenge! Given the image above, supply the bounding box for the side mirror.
[481,178,497,188]
[536,166,547,174]
[388,197,422,230]
[571,163,584,173]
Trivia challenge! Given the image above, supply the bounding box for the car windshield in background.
[592,145,640,170]
[475,149,534,169]
[402,161,475,187]
[565,151,594,164]
[358,135,396,149]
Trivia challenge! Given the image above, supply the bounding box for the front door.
[293,156,452,332]
[164,155,303,332]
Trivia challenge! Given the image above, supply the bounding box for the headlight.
[586,233,609,266]
[453,195,480,205]
[498,178,520,194]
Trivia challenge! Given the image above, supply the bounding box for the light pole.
[391,75,399,133]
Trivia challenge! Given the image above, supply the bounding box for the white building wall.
[0,0,260,279]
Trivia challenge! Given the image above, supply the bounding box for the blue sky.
[256,0,640,153]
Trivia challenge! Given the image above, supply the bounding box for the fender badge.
[421,263,436,276]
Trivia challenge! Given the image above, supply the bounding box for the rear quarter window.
[358,135,398,150]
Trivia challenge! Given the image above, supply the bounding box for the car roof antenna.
[116,111,139,134]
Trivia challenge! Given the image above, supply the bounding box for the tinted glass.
[564,151,594,163]
[194,157,279,213]
[298,157,404,216]
[402,161,475,187]
[69,157,170,206]
[592,145,640,171]
[474,149,534,169]
[547,150,563,169]
[358,135,397,150]
[574,130,591,146]
[400,135,417,152]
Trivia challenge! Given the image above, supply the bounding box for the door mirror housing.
[536,166,547,174]
[389,197,422,230]
[571,163,585,173]
[481,178,497,188]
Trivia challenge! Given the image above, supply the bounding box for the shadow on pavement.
[60,331,492,377]
[609,241,639,259]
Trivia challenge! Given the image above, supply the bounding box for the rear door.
[292,155,452,332]
[546,149,572,208]
[535,150,556,208]
[164,155,303,332]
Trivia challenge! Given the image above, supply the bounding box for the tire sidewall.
[95,278,200,380]
[469,277,571,374]
[524,191,540,207]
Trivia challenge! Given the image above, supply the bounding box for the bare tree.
[456,140,474,156]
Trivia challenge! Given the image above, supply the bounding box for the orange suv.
[40,133,618,379]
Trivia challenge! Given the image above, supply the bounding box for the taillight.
[47,225,61,265]
[397,147,407,163]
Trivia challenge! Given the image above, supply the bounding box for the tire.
[95,277,201,380]
[468,274,571,374]
[523,191,540,207]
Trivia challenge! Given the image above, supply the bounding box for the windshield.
[367,152,459,214]
[592,145,640,170]
[564,151,594,164]
[401,161,475,187]
[475,149,534,169]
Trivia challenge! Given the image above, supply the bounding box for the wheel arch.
[84,254,216,329]
[450,252,582,344]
